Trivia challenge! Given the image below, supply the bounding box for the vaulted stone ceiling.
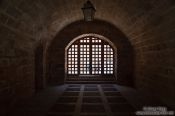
[40,0,175,46]
[1,0,174,45]
[46,0,174,40]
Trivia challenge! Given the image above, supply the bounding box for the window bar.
[78,42,80,75]
[89,37,92,74]
[101,42,104,74]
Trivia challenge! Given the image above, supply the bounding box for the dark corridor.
[1,0,175,116]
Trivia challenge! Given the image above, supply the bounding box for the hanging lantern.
[81,0,96,21]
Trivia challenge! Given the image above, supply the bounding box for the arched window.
[67,36,114,75]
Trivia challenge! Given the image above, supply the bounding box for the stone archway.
[46,20,134,86]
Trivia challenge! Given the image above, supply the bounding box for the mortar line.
[98,84,113,116]
[73,84,84,116]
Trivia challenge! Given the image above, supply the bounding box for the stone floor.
[8,84,173,116]
[47,84,136,116]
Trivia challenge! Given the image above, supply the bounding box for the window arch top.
[67,36,114,75]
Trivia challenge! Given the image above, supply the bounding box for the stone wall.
[129,2,175,107]
[0,1,50,113]
[110,0,175,107]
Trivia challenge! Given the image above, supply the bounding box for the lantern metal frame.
[81,0,96,21]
